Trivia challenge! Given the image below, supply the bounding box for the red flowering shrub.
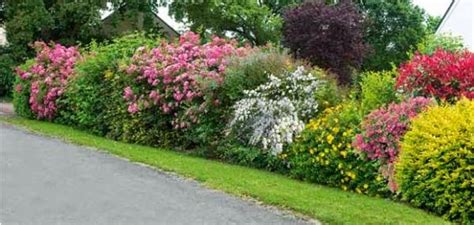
[397,49,474,101]
[353,97,433,191]
[123,32,249,129]
[15,42,81,119]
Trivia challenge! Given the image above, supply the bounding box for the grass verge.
[0,116,451,225]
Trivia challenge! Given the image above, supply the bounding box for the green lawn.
[0,116,451,225]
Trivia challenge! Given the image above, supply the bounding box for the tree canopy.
[165,0,309,46]
[357,0,429,71]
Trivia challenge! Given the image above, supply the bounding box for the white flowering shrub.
[229,66,321,154]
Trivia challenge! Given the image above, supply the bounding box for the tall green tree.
[357,0,428,71]
[166,0,289,46]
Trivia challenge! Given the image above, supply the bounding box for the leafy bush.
[0,47,16,97]
[282,1,366,84]
[360,70,398,114]
[122,32,249,148]
[416,33,465,56]
[217,143,287,172]
[14,42,81,119]
[287,102,389,195]
[353,97,433,191]
[221,47,297,104]
[229,67,321,154]
[13,60,35,118]
[396,99,474,223]
[397,49,474,102]
[57,34,159,137]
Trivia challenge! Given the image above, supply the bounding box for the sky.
[412,0,452,17]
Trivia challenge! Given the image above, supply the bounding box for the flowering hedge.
[353,97,433,191]
[229,67,321,154]
[288,103,389,195]
[15,42,81,119]
[397,49,474,101]
[123,32,249,129]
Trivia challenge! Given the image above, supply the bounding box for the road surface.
[0,123,312,225]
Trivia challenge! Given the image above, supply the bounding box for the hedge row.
[13,33,473,224]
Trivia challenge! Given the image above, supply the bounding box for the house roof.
[101,5,180,37]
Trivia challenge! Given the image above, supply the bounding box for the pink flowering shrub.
[353,97,433,191]
[15,42,81,119]
[123,32,249,129]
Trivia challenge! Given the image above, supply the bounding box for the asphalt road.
[0,123,313,225]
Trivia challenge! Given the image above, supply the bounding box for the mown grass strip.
[0,116,451,225]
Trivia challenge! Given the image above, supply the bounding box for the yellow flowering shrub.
[287,102,389,195]
[396,99,474,224]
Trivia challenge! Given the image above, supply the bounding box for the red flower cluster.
[397,49,474,101]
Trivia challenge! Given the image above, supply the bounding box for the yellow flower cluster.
[299,105,373,192]
[289,103,389,196]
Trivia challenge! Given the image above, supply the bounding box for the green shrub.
[287,102,390,196]
[221,48,298,105]
[57,33,160,137]
[12,60,35,118]
[312,67,347,112]
[359,70,398,114]
[416,33,465,56]
[216,143,287,172]
[0,47,16,97]
[396,99,474,223]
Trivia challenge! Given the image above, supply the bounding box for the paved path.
[0,124,312,225]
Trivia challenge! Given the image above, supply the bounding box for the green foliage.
[168,1,282,45]
[221,48,297,104]
[0,47,15,97]
[57,34,160,137]
[216,143,287,172]
[416,33,465,56]
[0,1,5,23]
[287,102,390,196]
[425,15,441,35]
[312,67,346,112]
[12,60,35,118]
[397,99,474,223]
[4,0,53,61]
[359,0,428,71]
[359,70,398,114]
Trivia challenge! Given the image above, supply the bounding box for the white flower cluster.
[229,66,321,154]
